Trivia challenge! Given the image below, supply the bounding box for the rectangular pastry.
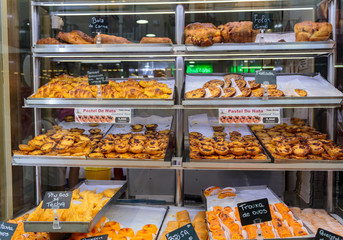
[140,37,172,44]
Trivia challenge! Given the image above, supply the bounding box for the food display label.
[166,223,200,240]
[219,108,281,125]
[315,228,343,240]
[89,16,109,34]
[255,70,276,85]
[87,68,109,85]
[237,198,272,226]
[253,13,273,30]
[41,191,73,209]
[82,234,108,240]
[75,108,132,124]
[0,221,17,240]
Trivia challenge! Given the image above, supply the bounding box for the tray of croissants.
[204,185,314,240]
[28,74,175,100]
[183,73,343,100]
[88,115,173,161]
[250,118,343,162]
[188,114,270,162]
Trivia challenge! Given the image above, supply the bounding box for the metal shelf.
[24,98,176,109]
[182,97,343,109]
[12,155,171,169]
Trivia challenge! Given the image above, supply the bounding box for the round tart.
[213,126,224,132]
[203,79,225,88]
[295,89,308,97]
[292,144,310,157]
[222,87,236,97]
[185,88,206,98]
[145,124,158,131]
[131,124,143,132]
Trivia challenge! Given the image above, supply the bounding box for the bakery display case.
[4,0,343,239]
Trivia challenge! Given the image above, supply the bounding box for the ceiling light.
[189,61,195,64]
[136,19,149,24]
[146,33,156,37]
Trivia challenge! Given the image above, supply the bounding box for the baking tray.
[157,206,205,240]
[187,115,271,163]
[106,204,168,239]
[87,115,174,162]
[204,185,315,240]
[23,180,127,233]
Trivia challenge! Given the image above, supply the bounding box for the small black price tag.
[87,69,109,86]
[41,191,73,209]
[82,234,108,240]
[89,16,109,34]
[0,221,18,240]
[255,70,276,85]
[315,228,343,240]
[253,13,273,30]
[263,117,279,124]
[237,198,272,226]
[166,223,200,240]
[115,117,130,124]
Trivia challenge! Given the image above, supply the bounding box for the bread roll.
[95,34,132,44]
[140,37,172,44]
[294,21,332,41]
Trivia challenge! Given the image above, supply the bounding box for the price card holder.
[315,228,343,240]
[0,221,18,240]
[237,198,272,226]
[255,70,276,85]
[82,234,108,240]
[166,223,200,240]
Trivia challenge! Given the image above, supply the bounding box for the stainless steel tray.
[105,204,168,238]
[204,185,315,240]
[23,180,127,233]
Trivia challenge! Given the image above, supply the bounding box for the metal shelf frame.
[25,0,341,213]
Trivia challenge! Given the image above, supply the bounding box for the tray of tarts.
[88,121,173,161]
[250,118,343,163]
[23,180,127,233]
[188,125,271,163]
[204,185,314,240]
[12,124,111,159]
[26,75,175,107]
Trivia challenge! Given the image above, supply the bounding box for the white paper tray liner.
[255,32,296,43]
[58,121,112,134]
[107,115,173,135]
[185,74,343,98]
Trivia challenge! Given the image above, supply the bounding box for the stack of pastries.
[12,125,101,157]
[185,21,259,46]
[189,128,267,160]
[185,74,307,99]
[31,74,172,99]
[251,121,343,160]
[8,214,49,240]
[68,216,158,240]
[89,124,170,160]
[161,210,209,240]
[290,207,343,235]
[207,202,308,240]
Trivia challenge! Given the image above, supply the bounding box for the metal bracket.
[52,209,61,230]
[172,157,183,167]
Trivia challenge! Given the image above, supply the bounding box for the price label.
[315,228,343,240]
[253,13,273,30]
[166,223,199,240]
[219,108,281,125]
[237,198,272,226]
[75,108,132,124]
[0,221,17,240]
[255,70,276,85]
[89,16,109,34]
[41,191,73,209]
[82,234,108,240]
[87,69,109,86]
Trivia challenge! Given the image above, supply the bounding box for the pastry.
[235,79,246,89]
[131,124,143,132]
[95,34,132,44]
[230,147,245,156]
[118,228,135,238]
[295,21,332,41]
[57,31,93,44]
[239,87,252,97]
[199,144,215,156]
[203,79,225,88]
[184,22,222,46]
[37,37,62,44]
[220,21,259,43]
[268,89,284,97]
[145,124,158,131]
[217,189,236,199]
[295,89,308,96]
[185,88,206,98]
[248,80,261,89]
[275,144,292,156]
[212,126,224,132]
[214,142,230,155]
[222,87,236,97]
[252,88,264,97]
[177,210,191,227]
[204,186,221,197]
[208,86,222,98]
[140,37,172,44]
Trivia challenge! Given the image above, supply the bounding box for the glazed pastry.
[203,79,225,88]
[114,140,130,153]
[230,147,246,156]
[212,126,224,132]
[140,37,172,44]
[208,86,222,98]
[199,144,215,156]
[185,88,206,98]
[214,142,230,155]
[295,89,308,96]
[275,144,292,156]
[204,186,221,197]
[292,144,310,157]
[145,124,158,131]
[131,124,144,132]
[222,87,236,97]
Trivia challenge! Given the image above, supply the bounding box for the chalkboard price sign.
[166,223,200,240]
[315,228,343,240]
[253,13,273,30]
[42,191,73,209]
[0,221,17,240]
[89,16,109,34]
[237,198,272,226]
[87,69,109,86]
[82,234,108,240]
[255,70,276,85]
